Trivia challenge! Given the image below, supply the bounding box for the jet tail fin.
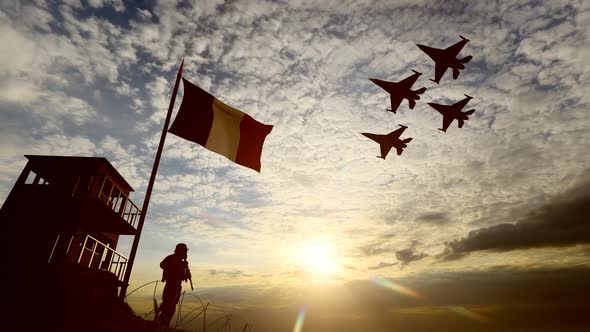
[464,109,475,116]
[460,55,472,64]
[396,147,404,156]
[458,119,464,128]
[402,137,413,144]
[453,68,461,79]
[413,87,427,95]
[408,99,416,109]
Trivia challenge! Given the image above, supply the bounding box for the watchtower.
[0,155,141,283]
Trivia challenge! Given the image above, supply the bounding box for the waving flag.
[169,78,273,172]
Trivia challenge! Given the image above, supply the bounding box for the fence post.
[203,303,209,332]
[78,235,89,263]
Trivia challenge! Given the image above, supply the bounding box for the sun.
[301,243,337,274]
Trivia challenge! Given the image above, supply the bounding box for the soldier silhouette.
[156,243,192,326]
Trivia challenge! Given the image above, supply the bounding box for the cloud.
[0,80,40,103]
[367,261,398,270]
[0,19,37,79]
[87,0,125,12]
[136,8,152,19]
[417,212,451,225]
[208,269,253,278]
[358,243,391,257]
[396,247,428,267]
[441,175,590,260]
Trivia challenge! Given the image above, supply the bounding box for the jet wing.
[441,114,454,132]
[388,126,406,139]
[398,72,420,88]
[389,95,403,113]
[453,96,472,111]
[444,39,467,58]
[369,79,392,92]
[417,44,439,61]
[380,144,393,159]
[361,133,383,144]
[433,62,448,83]
[428,102,448,115]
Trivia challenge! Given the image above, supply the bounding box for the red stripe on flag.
[235,114,273,172]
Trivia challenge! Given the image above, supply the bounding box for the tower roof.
[24,155,135,192]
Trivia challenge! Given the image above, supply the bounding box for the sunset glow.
[1,0,588,331]
[301,243,337,274]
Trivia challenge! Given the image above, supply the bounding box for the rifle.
[185,260,194,291]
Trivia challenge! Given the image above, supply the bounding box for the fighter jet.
[427,94,476,132]
[361,125,413,159]
[417,35,472,84]
[369,70,427,114]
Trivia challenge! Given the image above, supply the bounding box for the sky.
[1,0,589,331]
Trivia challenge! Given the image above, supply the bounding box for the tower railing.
[97,176,142,229]
[71,175,141,229]
[77,234,128,282]
[48,233,128,282]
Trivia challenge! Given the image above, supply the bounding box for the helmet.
[175,243,188,253]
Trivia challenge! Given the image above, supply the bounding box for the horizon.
[1,1,589,331]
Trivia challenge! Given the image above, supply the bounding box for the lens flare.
[448,305,491,323]
[293,306,306,332]
[370,277,423,299]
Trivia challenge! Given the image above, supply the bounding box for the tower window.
[25,171,37,184]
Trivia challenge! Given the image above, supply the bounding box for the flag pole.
[119,59,184,300]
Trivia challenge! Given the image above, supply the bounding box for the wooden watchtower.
[0,155,142,283]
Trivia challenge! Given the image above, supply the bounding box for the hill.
[10,263,186,332]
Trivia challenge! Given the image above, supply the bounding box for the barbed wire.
[124,280,159,299]
[124,281,252,331]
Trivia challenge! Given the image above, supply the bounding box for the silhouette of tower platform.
[1,155,142,283]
